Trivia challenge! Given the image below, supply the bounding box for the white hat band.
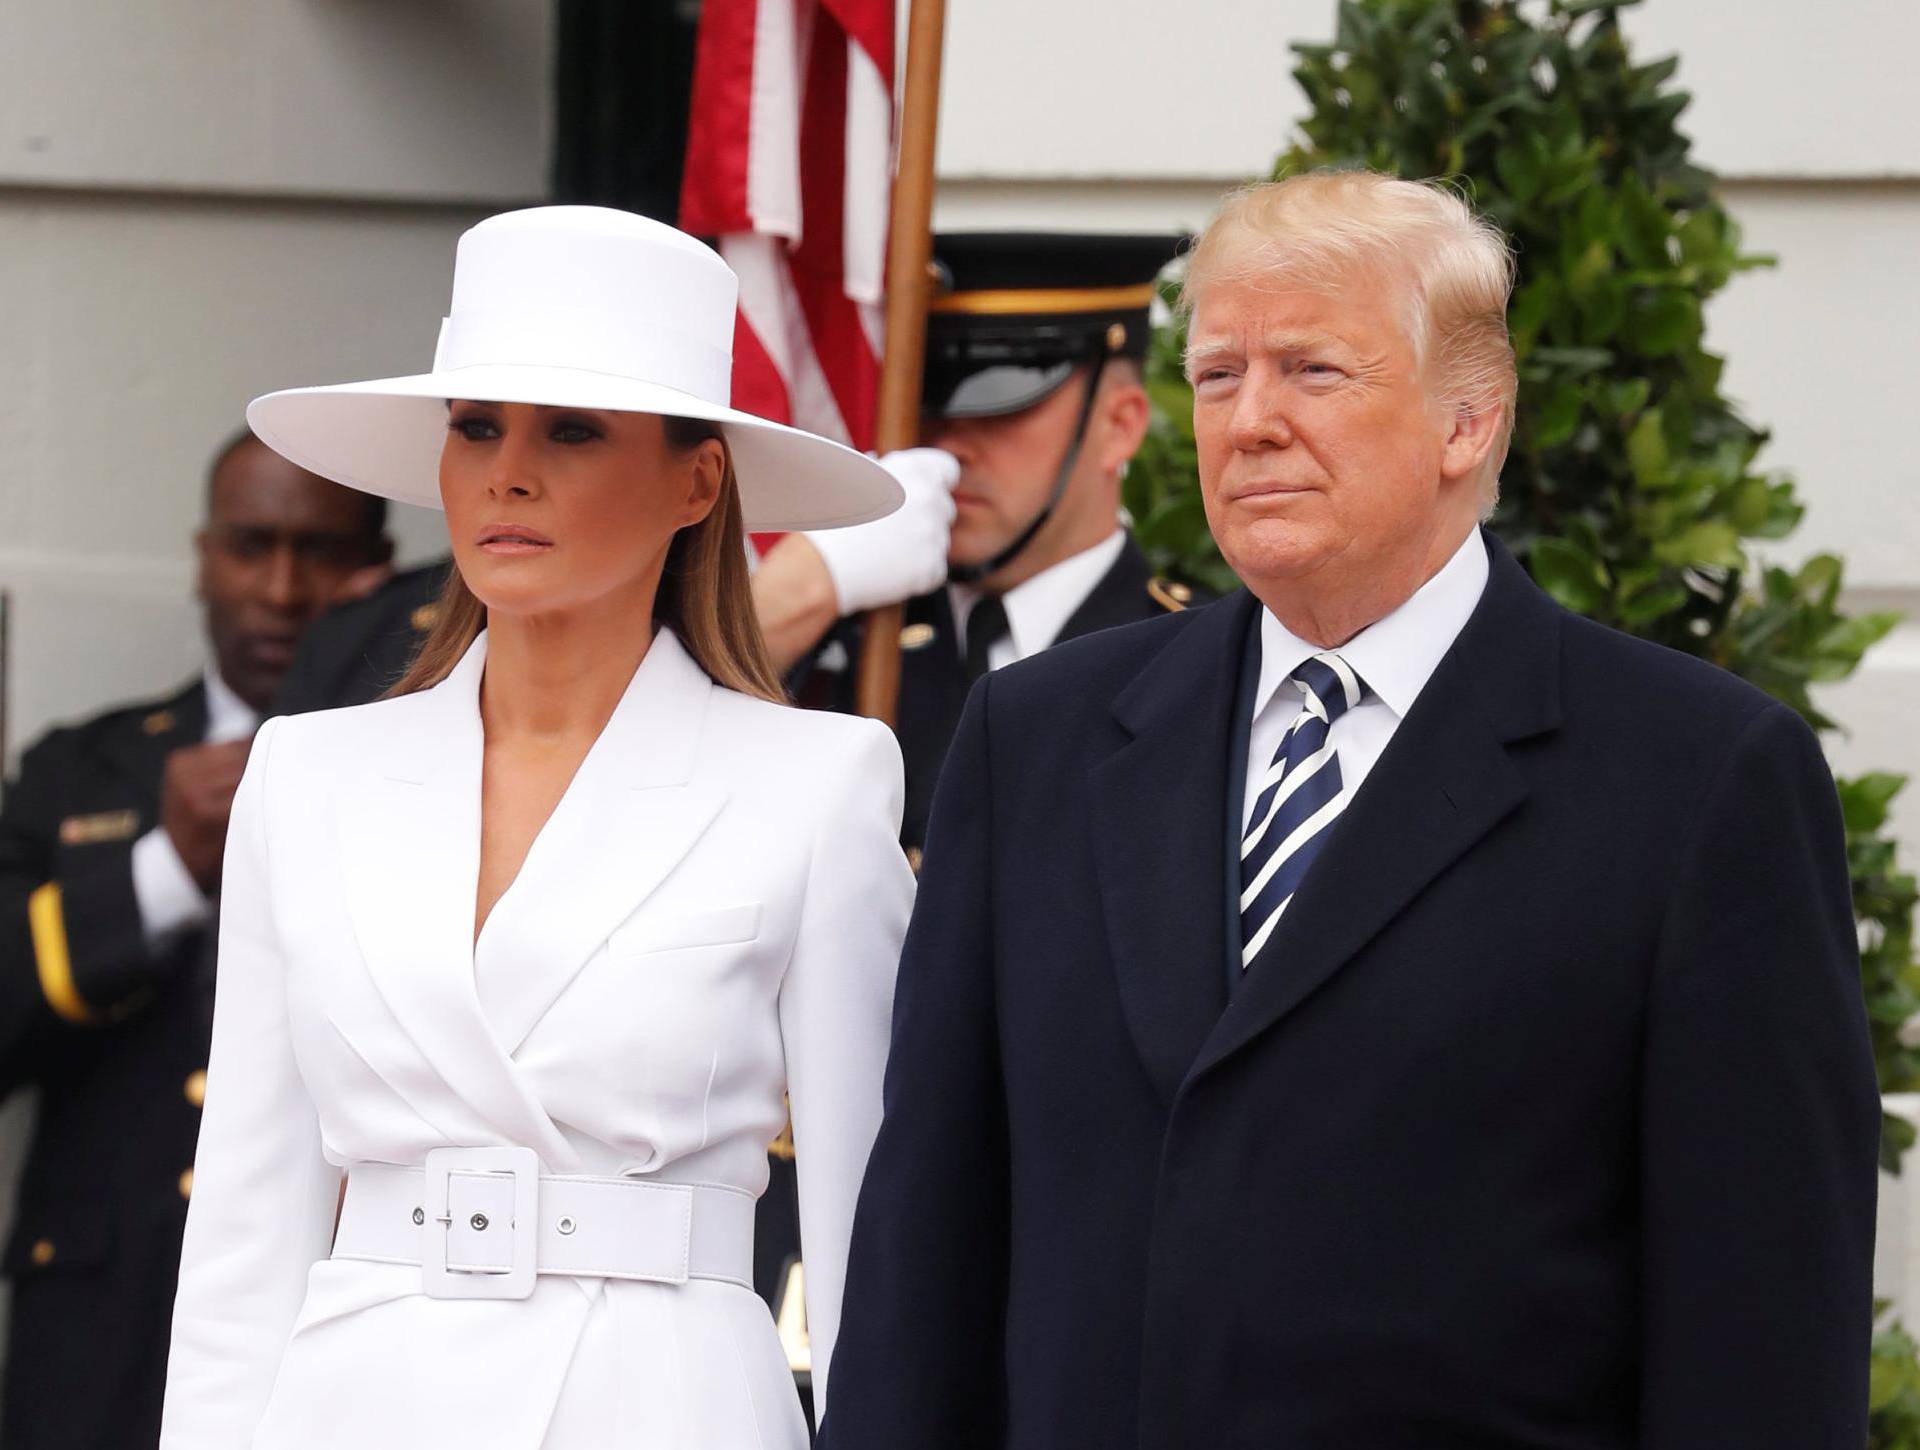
[433,308,734,406]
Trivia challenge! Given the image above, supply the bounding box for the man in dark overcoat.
[823,172,1880,1449]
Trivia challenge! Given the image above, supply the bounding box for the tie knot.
[1290,652,1366,723]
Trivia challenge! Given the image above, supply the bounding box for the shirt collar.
[1253,527,1490,723]
[202,666,263,744]
[950,527,1127,664]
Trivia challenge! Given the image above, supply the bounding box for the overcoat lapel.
[1187,538,1563,1086]
[1089,592,1254,1103]
[335,635,577,1170]
[476,631,726,1055]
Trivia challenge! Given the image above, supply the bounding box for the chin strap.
[947,349,1112,586]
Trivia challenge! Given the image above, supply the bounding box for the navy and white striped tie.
[1240,652,1367,972]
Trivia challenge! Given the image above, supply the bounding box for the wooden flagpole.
[855,0,948,725]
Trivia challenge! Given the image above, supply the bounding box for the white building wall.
[0,1,550,202]
[0,0,551,759]
[933,0,1920,848]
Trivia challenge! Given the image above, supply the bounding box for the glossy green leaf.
[1529,536,1610,612]
[1626,409,1668,486]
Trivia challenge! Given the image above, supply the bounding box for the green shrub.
[1873,1309,1920,1448]
[1125,0,1920,1167]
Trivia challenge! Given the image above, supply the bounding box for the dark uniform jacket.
[0,682,217,1450]
[825,533,1878,1450]
[273,562,450,715]
[806,535,1197,853]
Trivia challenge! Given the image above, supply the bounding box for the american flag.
[680,0,895,456]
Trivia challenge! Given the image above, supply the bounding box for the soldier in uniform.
[0,432,392,1450]
[759,231,1198,855]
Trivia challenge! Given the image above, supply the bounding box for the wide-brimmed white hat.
[246,206,901,531]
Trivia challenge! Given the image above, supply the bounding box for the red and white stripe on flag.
[681,0,895,461]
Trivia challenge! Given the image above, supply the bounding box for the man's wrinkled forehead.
[1185,242,1422,362]
[1188,267,1398,340]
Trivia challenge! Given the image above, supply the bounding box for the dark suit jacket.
[825,533,1879,1450]
[0,681,216,1450]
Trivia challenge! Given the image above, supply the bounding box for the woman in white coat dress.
[158,207,915,1450]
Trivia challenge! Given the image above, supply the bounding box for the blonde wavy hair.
[1180,170,1518,506]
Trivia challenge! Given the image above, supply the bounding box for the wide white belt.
[332,1147,755,1300]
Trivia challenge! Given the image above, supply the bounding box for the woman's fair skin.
[440,400,723,943]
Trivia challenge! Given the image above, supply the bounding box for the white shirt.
[949,527,1127,671]
[130,668,260,947]
[1242,529,1490,831]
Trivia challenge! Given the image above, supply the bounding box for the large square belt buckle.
[421,1146,539,1300]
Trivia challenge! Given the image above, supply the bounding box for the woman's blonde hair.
[389,415,782,702]
[1181,170,1518,497]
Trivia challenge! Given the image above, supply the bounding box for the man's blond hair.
[1181,171,1518,502]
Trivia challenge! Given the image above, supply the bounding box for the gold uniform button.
[184,1069,207,1108]
[899,622,937,651]
[178,1169,194,1200]
[1147,577,1195,612]
[29,1239,54,1268]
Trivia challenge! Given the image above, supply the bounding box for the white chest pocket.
[613,901,762,956]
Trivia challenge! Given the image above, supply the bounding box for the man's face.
[921,371,1102,578]
[1186,266,1471,599]
[196,442,390,711]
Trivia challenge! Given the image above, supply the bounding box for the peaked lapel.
[334,635,578,1170]
[1187,535,1564,1086]
[1089,591,1256,1103]
[476,630,727,1055]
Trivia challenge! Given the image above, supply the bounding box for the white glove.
[803,447,960,614]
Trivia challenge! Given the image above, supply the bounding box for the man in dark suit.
[0,432,390,1450]
[824,172,1879,1449]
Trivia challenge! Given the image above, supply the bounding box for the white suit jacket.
[159,629,913,1450]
